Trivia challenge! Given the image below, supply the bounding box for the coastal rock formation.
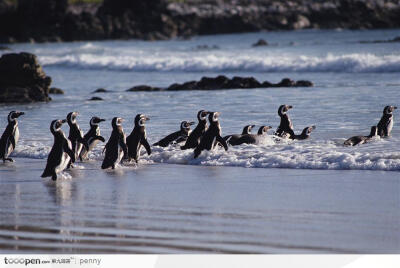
[49,87,64,94]
[0,52,52,103]
[126,75,313,92]
[1,0,400,43]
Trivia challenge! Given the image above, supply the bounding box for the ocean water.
[0,29,399,253]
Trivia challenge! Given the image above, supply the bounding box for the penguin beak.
[189,121,195,125]
[16,112,24,117]
[144,116,150,121]
[100,118,106,122]
[251,124,256,129]
[60,119,67,124]
[394,106,398,110]
[288,105,293,109]
[311,125,316,130]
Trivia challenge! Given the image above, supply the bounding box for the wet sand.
[0,158,399,253]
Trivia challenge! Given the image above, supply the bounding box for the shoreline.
[1,0,400,44]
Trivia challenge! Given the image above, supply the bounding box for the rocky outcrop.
[0,52,52,103]
[0,0,400,43]
[126,75,313,92]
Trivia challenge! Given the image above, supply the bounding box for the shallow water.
[0,29,399,253]
[1,159,399,253]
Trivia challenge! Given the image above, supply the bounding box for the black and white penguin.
[66,112,88,166]
[41,119,75,180]
[344,126,378,146]
[291,126,316,140]
[194,112,228,158]
[126,114,151,163]
[275,105,295,138]
[223,125,255,145]
[232,125,272,145]
[0,111,24,162]
[79,116,106,161]
[101,117,128,169]
[377,105,397,137]
[181,110,209,150]
[153,121,195,147]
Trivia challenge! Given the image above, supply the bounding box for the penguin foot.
[5,158,13,162]
[52,174,57,181]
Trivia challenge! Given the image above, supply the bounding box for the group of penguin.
[0,104,397,181]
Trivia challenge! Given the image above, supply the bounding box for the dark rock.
[276,78,296,87]
[49,87,64,94]
[126,85,163,92]
[0,52,51,103]
[89,96,103,101]
[227,76,262,89]
[252,39,268,47]
[92,88,108,93]
[295,80,314,87]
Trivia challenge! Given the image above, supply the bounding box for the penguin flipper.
[9,135,16,149]
[216,135,228,151]
[63,142,76,163]
[141,137,152,155]
[119,138,128,158]
[95,135,106,143]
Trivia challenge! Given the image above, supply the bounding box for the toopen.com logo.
[4,257,41,266]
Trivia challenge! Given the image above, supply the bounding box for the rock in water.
[49,87,64,94]
[252,39,268,47]
[0,52,52,103]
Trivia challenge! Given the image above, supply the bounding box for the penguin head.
[50,119,67,134]
[258,125,272,135]
[278,105,293,116]
[135,114,150,127]
[67,112,79,124]
[8,111,24,122]
[197,110,209,122]
[242,125,255,134]
[383,105,397,115]
[208,112,220,123]
[111,117,123,129]
[301,125,316,137]
[180,121,195,131]
[370,126,378,137]
[90,116,106,127]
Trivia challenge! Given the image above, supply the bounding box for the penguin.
[194,112,228,158]
[66,112,88,167]
[291,125,316,140]
[126,114,151,163]
[153,121,195,147]
[0,111,24,162]
[223,124,255,145]
[79,116,106,161]
[101,117,128,169]
[41,119,76,181]
[232,125,272,145]
[377,105,397,137]
[344,126,378,146]
[181,110,209,150]
[275,105,295,138]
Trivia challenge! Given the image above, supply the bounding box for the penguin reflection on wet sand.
[232,126,272,145]
[275,105,295,138]
[377,105,397,137]
[194,112,228,158]
[101,117,128,169]
[223,125,255,145]
[181,110,209,150]
[153,121,195,147]
[344,126,378,146]
[0,111,24,162]
[126,114,151,163]
[41,119,75,181]
[79,116,106,161]
[66,112,88,167]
